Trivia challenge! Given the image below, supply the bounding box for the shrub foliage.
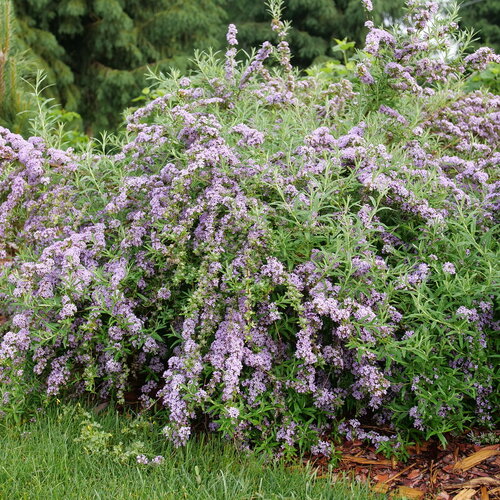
[0,1,498,456]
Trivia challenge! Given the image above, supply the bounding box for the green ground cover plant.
[0,0,498,461]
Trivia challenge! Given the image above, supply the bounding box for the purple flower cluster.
[230,124,265,147]
[240,42,273,89]
[364,21,396,56]
[442,262,456,275]
[464,48,500,71]
[136,454,164,465]
[378,105,408,125]
[361,0,373,11]
[225,24,239,82]
[226,24,238,46]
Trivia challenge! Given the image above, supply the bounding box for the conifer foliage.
[459,0,500,53]
[13,0,227,132]
[0,0,34,134]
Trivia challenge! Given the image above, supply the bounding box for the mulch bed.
[308,434,500,499]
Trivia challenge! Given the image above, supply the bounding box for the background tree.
[0,0,35,134]
[459,0,500,52]
[13,0,227,132]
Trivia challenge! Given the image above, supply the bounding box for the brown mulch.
[306,435,500,499]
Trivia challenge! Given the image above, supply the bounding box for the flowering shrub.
[0,1,498,456]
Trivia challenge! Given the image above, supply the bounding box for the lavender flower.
[356,63,375,84]
[231,124,265,147]
[240,42,273,88]
[362,0,373,11]
[464,47,500,71]
[364,21,396,56]
[226,407,240,419]
[442,262,456,275]
[310,440,332,457]
[378,105,408,125]
[226,24,238,46]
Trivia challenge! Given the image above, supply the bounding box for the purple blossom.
[305,127,335,149]
[364,21,396,56]
[240,42,273,88]
[361,0,373,11]
[59,295,77,319]
[226,24,238,46]
[226,406,240,419]
[378,105,408,125]
[464,47,500,71]
[456,306,479,322]
[276,421,298,446]
[442,262,456,275]
[310,440,332,457]
[260,257,286,284]
[406,263,430,285]
[409,406,424,431]
[231,124,265,147]
[356,63,375,84]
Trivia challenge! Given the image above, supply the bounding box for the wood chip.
[481,485,489,500]
[373,483,390,494]
[452,490,477,500]
[407,469,422,480]
[444,478,500,490]
[481,445,500,451]
[393,486,425,499]
[341,455,392,466]
[383,464,415,484]
[436,493,451,500]
[453,449,500,471]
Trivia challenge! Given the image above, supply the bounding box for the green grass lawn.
[0,404,380,499]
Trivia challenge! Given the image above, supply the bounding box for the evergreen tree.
[227,0,403,67]
[0,0,35,134]
[13,0,227,132]
[459,0,500,53]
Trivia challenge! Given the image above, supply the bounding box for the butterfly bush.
[0,1,498,455]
